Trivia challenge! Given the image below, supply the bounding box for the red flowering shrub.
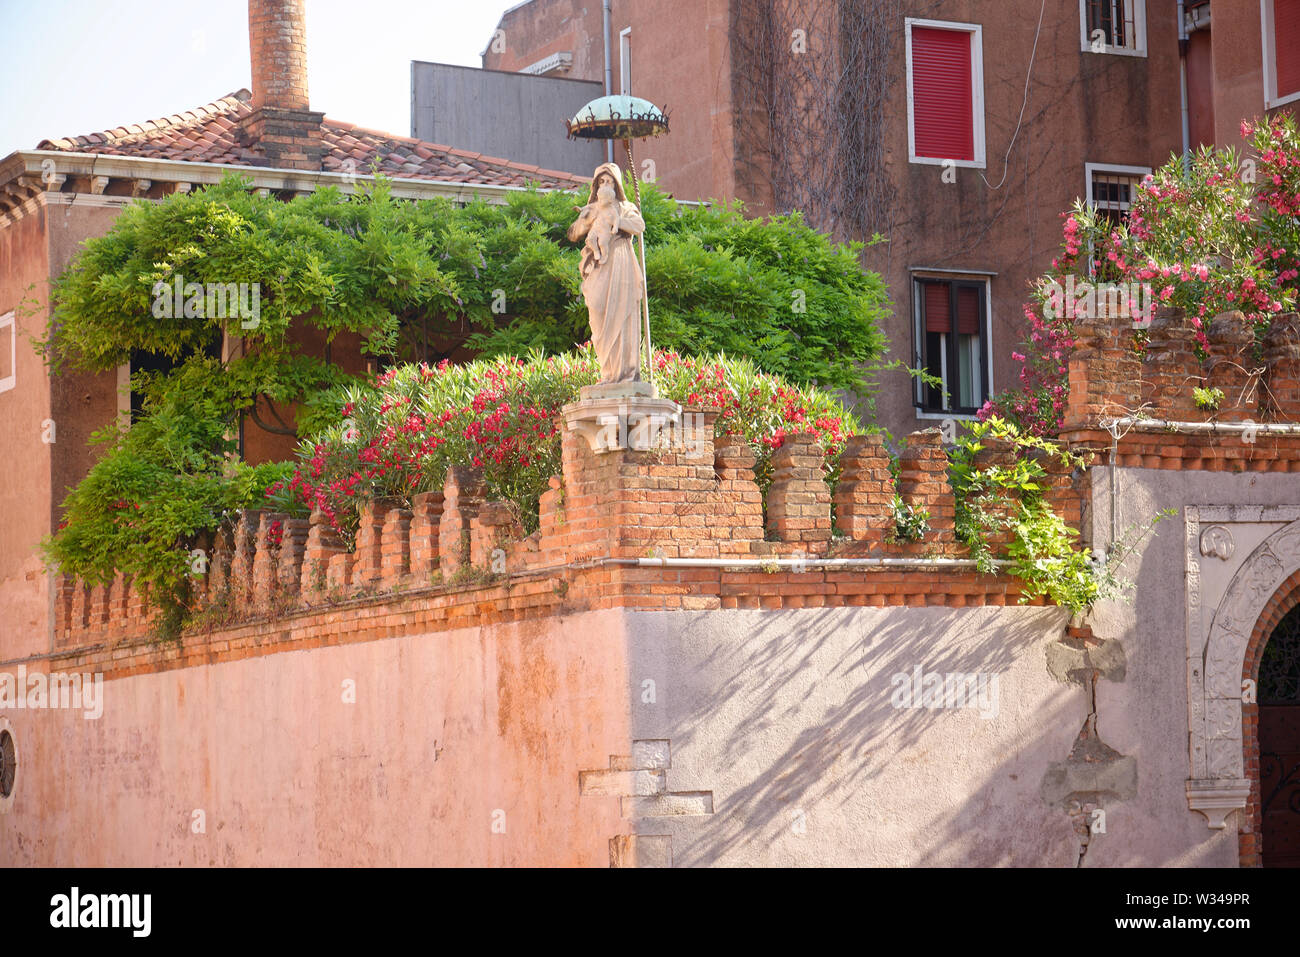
[986,113,1300,434]
[274,345,859,542]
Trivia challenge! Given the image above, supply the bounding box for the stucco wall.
[0,609,632,867]
[4,458,1294,867]
[622,605,1081,866]
[1084,466,1300,866]
[0,208,53,662]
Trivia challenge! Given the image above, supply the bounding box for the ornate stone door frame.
[1185,506,1300,829]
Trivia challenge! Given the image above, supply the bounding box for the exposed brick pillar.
[87,583,110,631]
[55,574,75,642]
[1061,315,1142,433]
[239,0,325,170]
[831,433,892,544]
[251,511,286,609]
[1141,310,1203,420]
[206,524,233,606]
[105,573,131,640]
[353,500,396,586]
[409,492,444,580]
[713,437,764,553]
[277,516,309,597]
[380,506,413,588]
[537,477,563,544]
[439,467,487,579]
[968,435,1021,554]
[230,510,261,606]
[897,430,956,552]
[1263,314,1300,421]
[301,509,347,597]
[766,433,831,543]
[69,579,90,634]
[471,502,523,571]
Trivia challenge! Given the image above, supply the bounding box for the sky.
[0,0,520,153]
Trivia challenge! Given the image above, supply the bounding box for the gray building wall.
[411,61,605,177]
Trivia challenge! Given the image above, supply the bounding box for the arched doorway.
[1257,603,1300,866]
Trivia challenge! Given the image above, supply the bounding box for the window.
[1262,0,1300,107]
[0,717,16,812]
[1081,0,1147,56]
[906,19,985,168]
[0,311,14,394]
[912,275,991,416]
[0,728,14,800]
[1083,163,1150,278]
[128,332,222,422]
[619,28,632,95]
[1084,162,1150,229]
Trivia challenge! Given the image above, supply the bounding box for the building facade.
[0,0,585,662]
[480,0,1295,439]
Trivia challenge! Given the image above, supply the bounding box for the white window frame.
[0,311,15,394]
[1081,163,1152,276]
[905,18,986,169]
[909,269,995,420]
[619,27,632,95]
[1261,0,1300,108]
[1079,0,1148,57]
[1082,162,1153,214]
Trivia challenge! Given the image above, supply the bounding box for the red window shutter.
[956,286,981,335]
[911,27,974,162]
[924,282,951,333]
[1276,0,1300,98]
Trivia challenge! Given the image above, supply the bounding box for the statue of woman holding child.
[566,162,647,385]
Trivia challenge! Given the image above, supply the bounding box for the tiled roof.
[36,89,587,189]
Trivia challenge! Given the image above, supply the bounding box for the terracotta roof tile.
[36,89,587,190]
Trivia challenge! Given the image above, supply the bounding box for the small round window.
[0,728,15,801]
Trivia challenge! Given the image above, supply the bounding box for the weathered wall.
[483,0,739,205]
[622,605,1082,866]
[0,609,631,867]
[865,0,1184,437]
[0,207,53,662]
[1087,467,1300,868]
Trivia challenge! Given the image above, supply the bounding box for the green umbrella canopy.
[565,95,670,140]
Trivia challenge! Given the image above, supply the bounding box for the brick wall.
[1060,309,1300,469]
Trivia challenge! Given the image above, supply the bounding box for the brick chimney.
[238,0,325,170]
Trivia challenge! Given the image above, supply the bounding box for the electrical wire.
[981,0,1047,191]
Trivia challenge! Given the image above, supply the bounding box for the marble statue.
[567,162,647,384]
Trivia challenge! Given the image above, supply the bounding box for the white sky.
[0,0,519,152]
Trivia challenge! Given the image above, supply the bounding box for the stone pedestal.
[563,383,685,453]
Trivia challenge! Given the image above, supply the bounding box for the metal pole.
[624,138,654,389]
[602,0,614,164]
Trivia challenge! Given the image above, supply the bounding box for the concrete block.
[579,769,666,796]
[609,834,672,868]
[621,791,714,818]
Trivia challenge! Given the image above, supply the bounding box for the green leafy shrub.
[948,416,1170,615]
[1193,386,1225,410]
[887,496,930,544]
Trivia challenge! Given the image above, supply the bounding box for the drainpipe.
[1178,0,1192,173]
[603,0,614,164]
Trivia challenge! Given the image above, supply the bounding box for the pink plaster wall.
[0,609,631,866]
